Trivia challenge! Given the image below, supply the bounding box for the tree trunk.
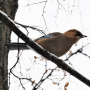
[0,0,18,90]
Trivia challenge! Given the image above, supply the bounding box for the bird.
[35,29,87,57]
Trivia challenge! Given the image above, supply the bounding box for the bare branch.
[33,67,57,90]
[29,1,47,5]
[65,43,90,61]
[15,22,46,35]
[19,79,26,90]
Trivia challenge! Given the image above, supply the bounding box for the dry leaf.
[34,56,38,59]
[45,69,51,74]
[52,82,57,85]
[32,80,35,85]
[45,70,48,74]
[65,88,67,90]
[68,50,72,56]
[65,82,69,87]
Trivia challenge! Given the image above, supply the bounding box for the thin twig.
[65,43,90,61]
[15,22,46,35]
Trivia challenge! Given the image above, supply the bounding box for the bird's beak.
[81,35,87,38]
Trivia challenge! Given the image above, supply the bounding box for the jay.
[35,29,87,57]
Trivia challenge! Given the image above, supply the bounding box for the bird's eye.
[75,33,81,36]
[74,31,82,36]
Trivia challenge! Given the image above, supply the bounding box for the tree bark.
[0,0,18,90]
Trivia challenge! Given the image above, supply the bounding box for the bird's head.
[64,29,87,43]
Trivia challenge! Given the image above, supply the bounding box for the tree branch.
[0,10,90,87]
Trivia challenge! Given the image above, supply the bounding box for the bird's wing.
[34,32,62,42]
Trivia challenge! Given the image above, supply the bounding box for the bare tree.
[0,10,90,90]
[0,0,18,90]
[0,0,90,90]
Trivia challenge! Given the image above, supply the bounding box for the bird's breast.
[36,36,73,57]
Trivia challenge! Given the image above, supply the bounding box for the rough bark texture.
[0,0,18,90]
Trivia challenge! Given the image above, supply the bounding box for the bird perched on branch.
[35,29,87,57]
